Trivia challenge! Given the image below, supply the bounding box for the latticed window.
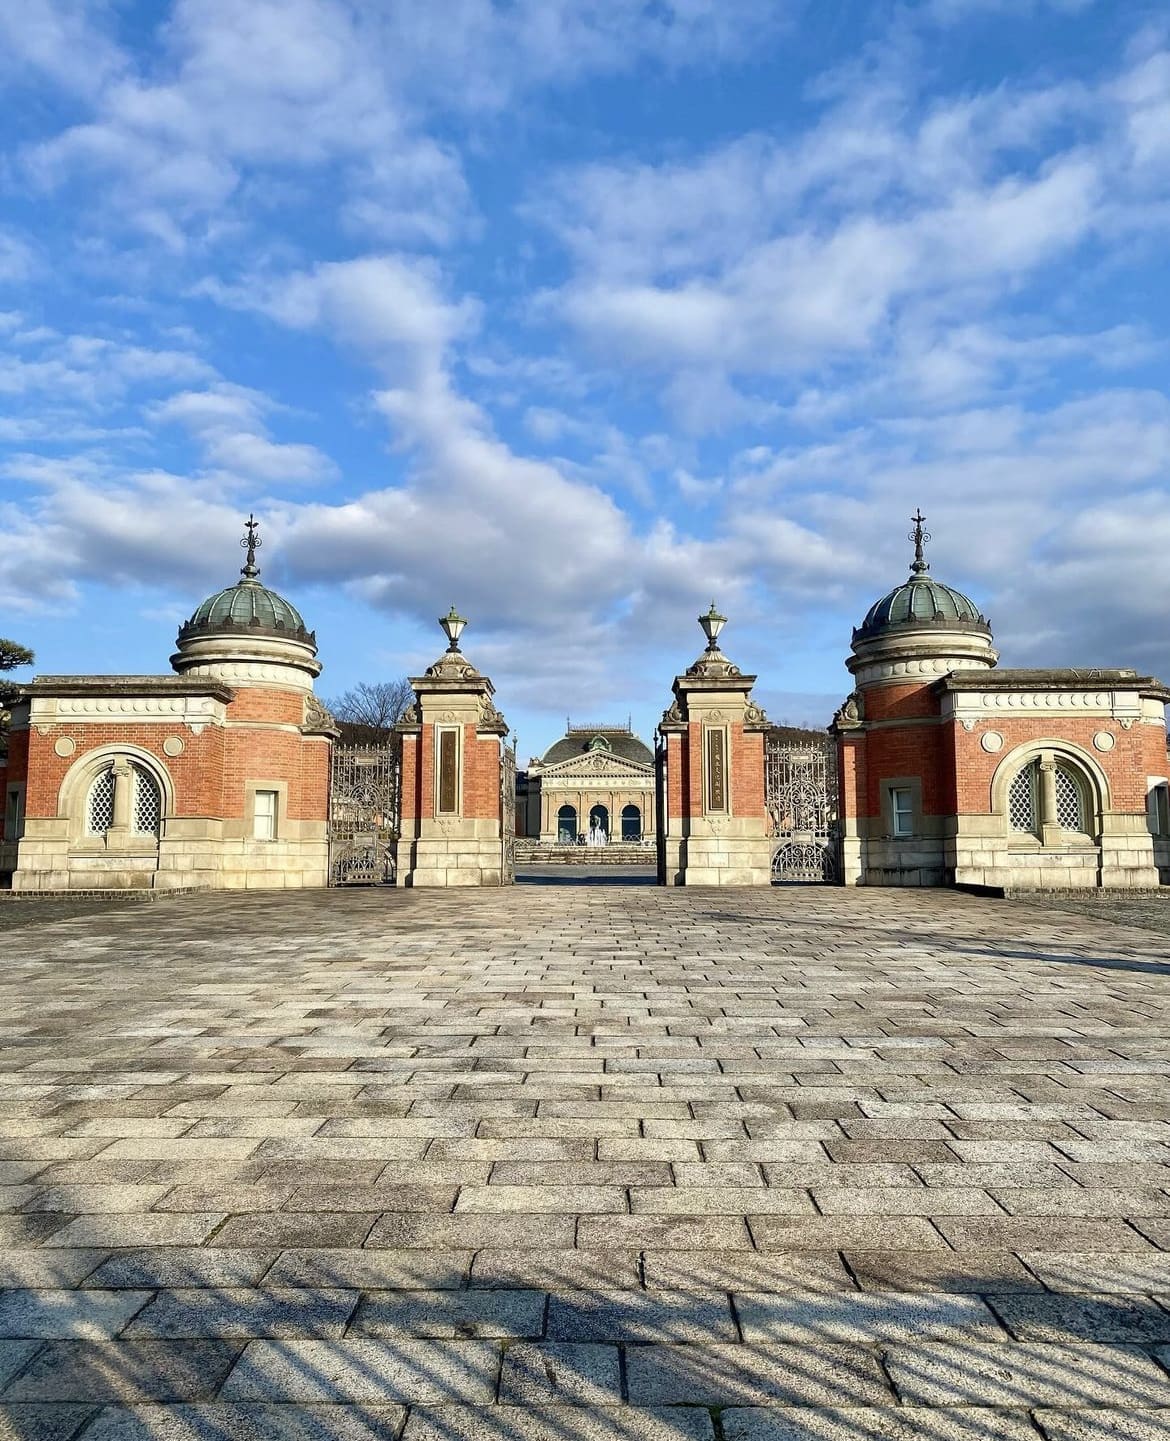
[87,769,116,835]
[132,767,161,836]
[1054,765,1085,831]
[86,763,161,837]
[1008,763,1038,834]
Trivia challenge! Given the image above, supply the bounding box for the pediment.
[541,750,653,779]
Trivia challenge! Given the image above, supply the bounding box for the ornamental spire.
[908,508,930,576]
[240,514,262,581]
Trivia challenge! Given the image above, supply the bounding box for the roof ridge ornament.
[240,514,262,583]
[909,508,930,577]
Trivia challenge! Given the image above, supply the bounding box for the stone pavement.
[2,883,1170,1440]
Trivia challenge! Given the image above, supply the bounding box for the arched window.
[133,767,162,836]
[1007,757,1090,839]
[1053,764,1085,832]
[85,763,162,838]
[557,804,577,844]
[87,768,116,836]
[621,804,641,841]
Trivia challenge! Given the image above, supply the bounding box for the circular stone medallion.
[53,737,76,758]
[1093,730,1116,752]
[162,735,185,757]
[980,731,1004,753]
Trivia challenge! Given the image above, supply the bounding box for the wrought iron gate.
[329,742,401,886]
[765,738,839,883]
[500,739,517,883]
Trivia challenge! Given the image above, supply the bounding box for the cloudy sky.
[2,0,1169,756]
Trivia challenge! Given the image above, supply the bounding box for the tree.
[325,678,414,745]
[0,640,34,673]
[0,638,34,747]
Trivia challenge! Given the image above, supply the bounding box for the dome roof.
[175,516,315,649]
[184,580,307,635]
[856,574,987,639]
[854,510,990,643]
[541,726,654,768]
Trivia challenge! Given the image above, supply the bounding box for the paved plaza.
[3,884,1170,1439]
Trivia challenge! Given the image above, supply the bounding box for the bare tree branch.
[324,678,414,745]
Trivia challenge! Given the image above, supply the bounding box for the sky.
[1,0,1169,760]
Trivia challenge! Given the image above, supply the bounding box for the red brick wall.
[464,728,502,822]
[836,733,866,825]
[400,731,421,822]
[15,686,329,823]
[399,724,501,823]
[733,726,766,819]
[863,682,939,722]
[858,723,947,818]
[4,729,28,787]
[952,716,1164,815]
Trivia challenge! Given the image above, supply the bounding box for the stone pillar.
[395,611,511,888]
[656,606,773,886]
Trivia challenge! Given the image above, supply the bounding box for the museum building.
[0,520,337,891]
[517,723,655,846]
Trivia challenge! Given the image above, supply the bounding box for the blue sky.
[2,0,1169,760]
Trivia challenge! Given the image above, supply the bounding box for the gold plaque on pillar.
[438,728,459,814]
[705,727,728,813]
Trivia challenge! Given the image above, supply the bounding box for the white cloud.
[149,384,337,483]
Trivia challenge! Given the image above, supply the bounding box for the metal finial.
[908,509,930,576]
[240,514,262,580]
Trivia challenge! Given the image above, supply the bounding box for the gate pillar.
[657,605,773,886]
[395,609,512,887]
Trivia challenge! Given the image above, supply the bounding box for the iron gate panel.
[329,741,401,886]
[765,737,839,884]
[500,740,516,883]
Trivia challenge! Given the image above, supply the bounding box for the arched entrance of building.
[588,804,610,840]
[557,804,578,844]
[621,803,641,841]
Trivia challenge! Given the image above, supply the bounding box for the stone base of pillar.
[397,822,504,888]
[662,825,773,886]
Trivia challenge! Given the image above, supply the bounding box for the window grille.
[132,766,161,836]
[1054,765,1084,831]
[1008,763,1038,833]
[87,769,116,835]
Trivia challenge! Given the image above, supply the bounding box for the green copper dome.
[185,580,306,634]
[176,515,315,647]
[854,510,990,642]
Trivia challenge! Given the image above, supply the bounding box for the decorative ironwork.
[1054,765,1084,831]
[132,766,161,835]
[329,741,401,885]
[765,737,839,883]
[909,507,931,574]
[500,738,517,882]
[1008,764,1037,833]
[240,514,262,579]
[87,768,115,835]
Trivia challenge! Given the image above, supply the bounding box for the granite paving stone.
[349,1288,545,1338]
[719,1407,1043,1439]
[124,1287,358,1338]
[0,1288,151,1339]
[401,1406,717,1441]
[4,882,1170,1435]
[72,1403,409,1440]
